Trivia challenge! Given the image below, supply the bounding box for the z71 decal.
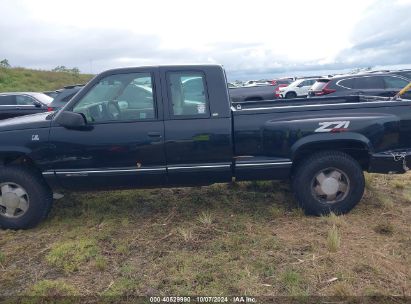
[315,121,350,133]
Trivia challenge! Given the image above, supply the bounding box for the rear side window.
[383,76,409,89]
[338,78,355,89]
[0,95,16,105]
[311,79,330,91]
[354,76,384,89]
[167,71,209,117]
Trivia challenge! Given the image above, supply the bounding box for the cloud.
[0,0,410,81]
[334,0,411,66]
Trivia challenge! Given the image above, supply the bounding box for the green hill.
[0,67,94,92]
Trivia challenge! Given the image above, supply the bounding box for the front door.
[47,69,166,190]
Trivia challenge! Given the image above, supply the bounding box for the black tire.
[292,151,365,216]
[285,92,297,99]
[0,166,53,229]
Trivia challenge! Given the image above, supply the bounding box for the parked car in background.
[275,84,289,98]
[278,78,317,99]
[270,78,293,86]
[47,84,85,111]
[228,82,238,88]
[271,78,293,98]
[308,74,411,98]
[43,90,61,99]
[229,84,278,101]
[0,92,53,120]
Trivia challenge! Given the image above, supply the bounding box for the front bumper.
[368,150,411,174]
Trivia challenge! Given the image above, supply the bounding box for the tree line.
[1,59,80,75]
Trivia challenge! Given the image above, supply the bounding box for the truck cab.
[47,65,234,189]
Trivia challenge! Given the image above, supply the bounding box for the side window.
[73,72,155,123]
[0,95,16,105]
[16,95,35,105]
[168,71,209,117]
[338,78,355,89]
[62,92,76,102]
[383,76,408,89]
[354,76,384,89]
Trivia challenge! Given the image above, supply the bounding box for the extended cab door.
[47,68,167,190]
[160,66,233,186]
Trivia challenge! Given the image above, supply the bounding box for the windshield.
[289,80,301,87]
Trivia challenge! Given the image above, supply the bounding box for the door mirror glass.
[55,111,87,129]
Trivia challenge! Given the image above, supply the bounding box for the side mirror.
[54,111,88,129]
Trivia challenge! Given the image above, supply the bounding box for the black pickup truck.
[1,64,411,229]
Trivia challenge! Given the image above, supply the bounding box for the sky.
[0,0,411,80]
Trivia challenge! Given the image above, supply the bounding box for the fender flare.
[291,132,373,160]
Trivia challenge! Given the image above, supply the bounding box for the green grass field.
[0,67,93,92]
[0,173,410,298]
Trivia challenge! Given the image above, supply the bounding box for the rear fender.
[291,132,373,158]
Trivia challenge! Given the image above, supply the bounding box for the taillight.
[315,82,336,96]
[47,107,54,112]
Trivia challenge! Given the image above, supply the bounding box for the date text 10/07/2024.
[149,296,257,303]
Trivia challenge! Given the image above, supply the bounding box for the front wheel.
[285,92,297,99]
[0,166,53,229]
[292,151,365,215]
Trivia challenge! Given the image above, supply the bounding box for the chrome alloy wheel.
[311,168,350,204]
[0,182,30,218]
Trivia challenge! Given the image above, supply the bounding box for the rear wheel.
[292,151,365,215]
[285,92,297,99]
[0,166,52,229]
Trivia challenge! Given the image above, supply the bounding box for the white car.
[278,78,317,99]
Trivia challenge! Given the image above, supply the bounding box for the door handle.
[147,132,161,138]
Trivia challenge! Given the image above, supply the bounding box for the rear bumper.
[368,150,411,174]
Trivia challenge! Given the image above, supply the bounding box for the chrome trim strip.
[236,161,292,167]
[42,171,55,176]
[50,168,166,175]
[237,99,409,111]
[168,164,231,170]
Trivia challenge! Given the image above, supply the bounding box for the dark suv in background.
[0,92,53,120]
[308,73,411,98]
[47,84,85,111]
[392,69,411,80]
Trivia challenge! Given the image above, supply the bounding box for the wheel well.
[292,141,370,171]
[0,153,40,173]
[244,96,263,101]
[285,91,297,98]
